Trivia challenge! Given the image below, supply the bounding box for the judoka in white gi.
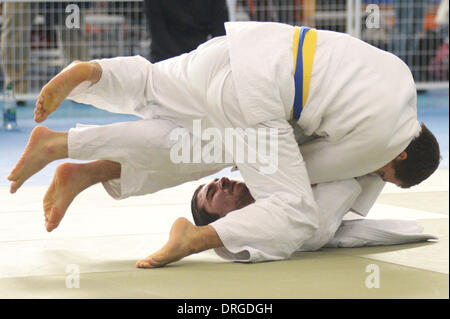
[191,177,437,260]
[8,22,440,267]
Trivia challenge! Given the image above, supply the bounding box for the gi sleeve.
[299,132,395,185]
[298,179,363,251]
[210,120,320,262]
[351,175,386,216]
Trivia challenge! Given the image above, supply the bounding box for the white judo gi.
[214,178,436,260]
[66,22,422,262]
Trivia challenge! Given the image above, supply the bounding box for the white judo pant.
[69,120,228,199]
[67,37,236,199]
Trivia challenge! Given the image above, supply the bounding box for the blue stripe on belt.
[292,26,310,120]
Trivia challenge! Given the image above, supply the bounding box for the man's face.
[371,160,403,187]
[196,177,255,218]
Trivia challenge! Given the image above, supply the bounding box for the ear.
[397,151,407,161]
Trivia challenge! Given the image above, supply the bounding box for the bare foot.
[8,126,67,193]
[43,162,93,232]
[34,61,91,123]
[136,218,200,268]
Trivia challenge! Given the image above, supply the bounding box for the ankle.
[87,61,102,84]
[74,62,93,83]
[191,225,222,253]
[46,132,68,160]
[85,160,121,184]
[71,162,102,190]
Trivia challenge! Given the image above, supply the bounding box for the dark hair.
[191,184,221,226]
[394,123,441,188]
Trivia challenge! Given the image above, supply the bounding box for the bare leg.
[136,218,223,268]
[34,60,102,123]
[8,126,68,193]
[44,160,121,232]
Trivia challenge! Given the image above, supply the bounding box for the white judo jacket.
[67,22,421,262]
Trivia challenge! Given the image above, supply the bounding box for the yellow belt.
[291,26,317,120]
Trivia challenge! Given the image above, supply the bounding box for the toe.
[10,180,22,194]
[34,108,45,122]
[46,221,57,232]
[136,260,148,268]
[8,166,20,180]
[35,115,44,123]
[46,207,60,232]
[136,259,154,269]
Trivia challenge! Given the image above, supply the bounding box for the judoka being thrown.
[8,22,440,268]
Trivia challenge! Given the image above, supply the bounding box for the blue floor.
[0,90,449,187]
